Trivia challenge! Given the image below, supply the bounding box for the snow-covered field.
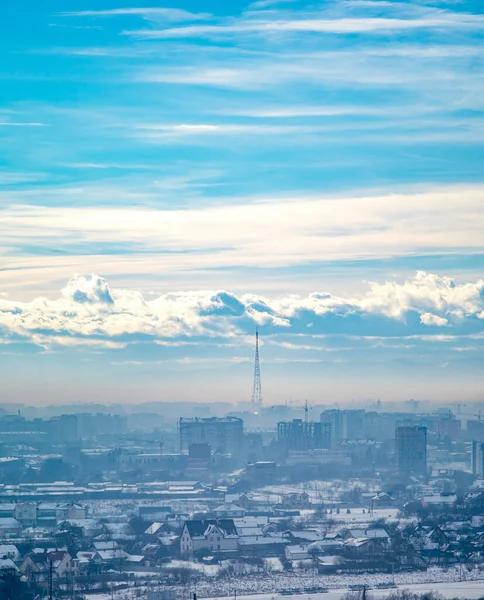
[83,566,484,600]
[84,578,484,600]
[206,581,484,600]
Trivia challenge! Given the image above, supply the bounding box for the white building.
[0,544,20,561]
[213,503,247,518]
[0,518,21,538]
[180,519,239,558]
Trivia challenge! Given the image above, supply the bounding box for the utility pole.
[49,559,53,600]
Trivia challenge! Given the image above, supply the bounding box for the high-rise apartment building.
[179,417,243,455]
[395,426,427,475]
[278,419,331,451]
[471,441,484,477]
[320,409,365,442]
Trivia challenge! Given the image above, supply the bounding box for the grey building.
[471,441,484,477]
[179,417,243,455]
[278,419,331,451]
[395,426,427,475]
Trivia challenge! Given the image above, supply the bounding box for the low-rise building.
[0,544,20,561]
[180,519,239,558]
[0,518,21,538]
[20,550,74,580]
[213,503,247,518]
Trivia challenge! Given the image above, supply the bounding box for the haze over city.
[1,0,484,404]
[2,4,484,600]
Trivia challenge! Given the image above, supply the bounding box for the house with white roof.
[0,544,20,561]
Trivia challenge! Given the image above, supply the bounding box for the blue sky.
[1,0,484,405]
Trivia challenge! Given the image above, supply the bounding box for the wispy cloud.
[61,7,211,22]
[0,122,45,127]
[124,13,484,39]
[2,185,484,272]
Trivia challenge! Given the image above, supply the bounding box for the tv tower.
[251,327,263,410]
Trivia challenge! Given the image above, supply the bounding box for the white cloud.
[124,13,484,39]
[0,272,483,349]
[61,8,210,22]
[2,186,484,273]
[420,312,448,326]
[0,122,45,127]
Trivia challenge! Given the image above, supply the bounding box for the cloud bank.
[1,272,483,350]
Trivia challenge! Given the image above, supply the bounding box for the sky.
[1,0,484,405]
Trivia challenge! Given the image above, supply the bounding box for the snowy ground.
[251,480,379,505]
[205,581,484,600]
[84,578,484,600]
[83,566,484,600]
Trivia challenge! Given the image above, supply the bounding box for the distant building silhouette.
[179,417,243,455]
[395,426,427,475]
[278,419,331,451]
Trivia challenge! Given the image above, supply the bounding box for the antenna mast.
[251,327,263,409]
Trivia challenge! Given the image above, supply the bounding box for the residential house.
[232,493,253,511]
[285,530,324,544]
[56,503,87,522]
[421,494,457,509]
[144,522,171,540]
[180,519,239,558]
[93,540,118,551]
[343,538,384,559]
[0,558,19,574]
[285,544,311,561]
[342,527,390,546]
[20,550,74,581]
[36,503,58,527]
[317,555,346,574]
[281,492,310,509]
[14,502,37,527]
[96,549,129,568]
[0,504,16,519]
[238,534,287,557]
[0,518,21,538]
[0,544,20,561]
[213,503,247,518]
[76,551,104,574]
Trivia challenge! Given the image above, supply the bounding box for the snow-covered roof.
[285,544,310,558]
[239,536,285,545]
[422,494,457,504]
[184,519,238,539]
[97,549,128,561]
[236,526,264,537]
[365,528,389,539]
[344,537,377,548]
[289,530,323,541]
[0,518,20,529]
[317,555,342,565]
[145,522,165,535]
[0,558,18,571]
[93,541,118,551]
[214,503,247,513]
[126,554,145,563]
[0,544,19,557]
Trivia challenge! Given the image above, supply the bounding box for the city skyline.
[1,0,484,403]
